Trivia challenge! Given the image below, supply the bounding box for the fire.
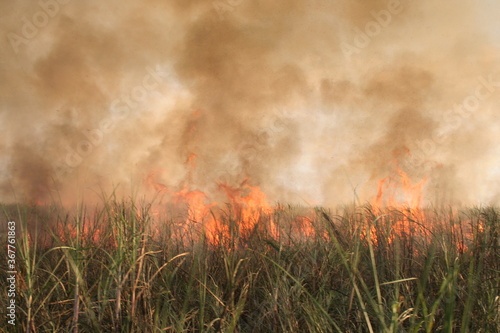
[224,183,265,220]
[369,158,428,246]
[143,165,283,245]
[218,179,276,236]
[141,148,482,252]
[294,215,316,239]
[174,186,218,243]
[373,168,427,211]
[367,161,481,253]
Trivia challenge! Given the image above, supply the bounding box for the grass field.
[1,199,499,332]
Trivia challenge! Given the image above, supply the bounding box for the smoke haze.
[1,0,499,207]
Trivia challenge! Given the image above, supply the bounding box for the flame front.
[368,154,428,246]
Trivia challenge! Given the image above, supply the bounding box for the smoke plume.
[1,0,499,207]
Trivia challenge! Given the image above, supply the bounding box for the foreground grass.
[1,200,499,332]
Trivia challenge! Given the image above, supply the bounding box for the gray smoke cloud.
[1,0,499,207]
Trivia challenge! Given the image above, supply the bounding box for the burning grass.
[1,200,499,332]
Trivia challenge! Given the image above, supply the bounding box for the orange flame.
[369,152,428,246]
[373,169,427,210]
[218,179,278,240]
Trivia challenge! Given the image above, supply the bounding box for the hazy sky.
[1,0,499,207]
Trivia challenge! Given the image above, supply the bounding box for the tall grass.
[0,200,499,332]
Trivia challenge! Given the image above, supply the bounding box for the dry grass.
[0,200,499,332]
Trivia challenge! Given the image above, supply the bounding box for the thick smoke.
[1,0,499,206]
